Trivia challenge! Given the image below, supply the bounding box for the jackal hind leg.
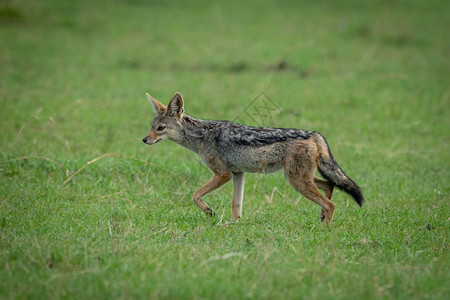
[192,172,231,217]
[314,176,335,222]
[284,150,335,225]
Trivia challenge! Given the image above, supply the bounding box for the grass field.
[0,0,449,299]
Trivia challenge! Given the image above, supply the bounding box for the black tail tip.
[354,191,364,207]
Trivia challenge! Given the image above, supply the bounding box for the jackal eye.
[156,125,166,131]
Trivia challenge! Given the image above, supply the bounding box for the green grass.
[0,0,449,299]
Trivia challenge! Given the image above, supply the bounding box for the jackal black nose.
[142,137,148,144]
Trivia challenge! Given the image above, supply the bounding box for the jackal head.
[142,92,184,145]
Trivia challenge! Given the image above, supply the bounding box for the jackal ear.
[146,93,166,114]
[167,92,184,118]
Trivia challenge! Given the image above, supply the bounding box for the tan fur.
[281,139,336,224]
[192,171,231,216]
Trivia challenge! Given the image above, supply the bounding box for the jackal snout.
[142,134,162,145]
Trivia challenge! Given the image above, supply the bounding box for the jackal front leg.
[193,172,231,217]
[232,172,245,221]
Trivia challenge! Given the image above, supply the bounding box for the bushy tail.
[315,135,364,206]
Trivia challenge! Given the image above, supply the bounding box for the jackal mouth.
[143,138,162,145]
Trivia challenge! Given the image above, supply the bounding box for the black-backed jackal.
[143,92,363,225]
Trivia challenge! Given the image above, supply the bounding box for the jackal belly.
[220,143,286,174]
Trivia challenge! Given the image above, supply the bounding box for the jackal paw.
[320,210,326,222]
[205,209,215,217]
[221,218,239,227]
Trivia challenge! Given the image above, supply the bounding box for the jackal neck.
[175,115,213,153]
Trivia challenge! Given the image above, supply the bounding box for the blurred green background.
[0,0,449,299]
